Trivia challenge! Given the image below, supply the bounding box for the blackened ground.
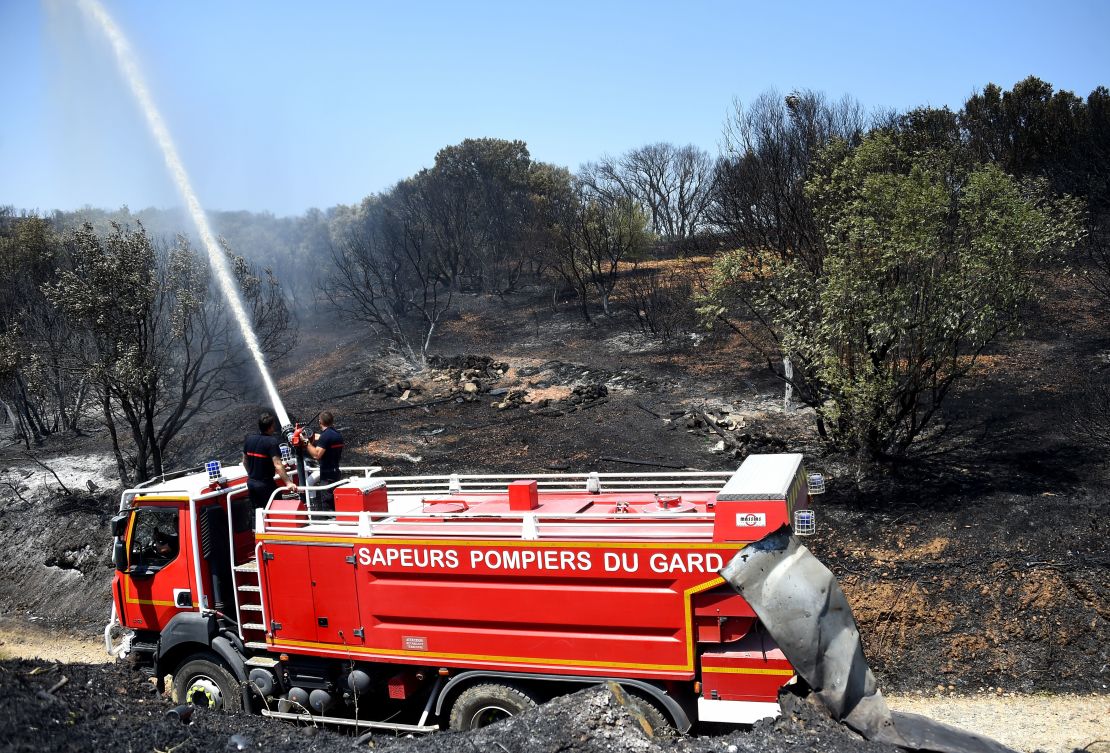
[0,443,116,631]
[0,658,351,753]
[0,272,1108,693]
[811,487,1109,694]
[0,658,901,753]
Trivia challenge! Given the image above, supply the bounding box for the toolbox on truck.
[333,477,388,513]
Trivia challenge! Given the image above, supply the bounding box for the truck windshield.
[129,507,180,571]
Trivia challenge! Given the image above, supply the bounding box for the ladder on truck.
[207,481,267,649]
[233,557,268,649]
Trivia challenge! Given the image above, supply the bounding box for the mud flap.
[720,526,1017,753]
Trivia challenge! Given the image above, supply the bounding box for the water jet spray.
[75,0,291,428]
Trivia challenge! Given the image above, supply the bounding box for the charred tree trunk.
[100,390,131,487]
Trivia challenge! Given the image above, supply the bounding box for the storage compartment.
[508,479,539,510]
[334,479,388,513]
[693,589,757,643]
[700,633,794,702]
[269,497,308,528]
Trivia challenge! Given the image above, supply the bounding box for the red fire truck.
[105,453,821,733]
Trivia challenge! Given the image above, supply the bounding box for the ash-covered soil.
[0,279,1107,694]
[813,489,1109,694]
[0,435,117,631]
[0,658,900,753]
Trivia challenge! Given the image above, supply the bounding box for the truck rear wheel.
[172,654,242,713]
[449,683,536,731]
[625,690,673,737]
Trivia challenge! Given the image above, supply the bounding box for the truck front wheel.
[172,654,243,713]
[449,683,536,730]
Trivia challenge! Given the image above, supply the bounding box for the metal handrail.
[374,471,734,481]
[131,464,208,489]
[120,468,731,500]
[222,485,250,640]
[258,505,719,541]
[254,540,269,639]
[296,479,348,493]
[375,471,731,492]
[340,465,384,475]
[260,511,718,523]
[381,480,726,488]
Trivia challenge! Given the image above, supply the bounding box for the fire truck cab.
[106,454,821,733]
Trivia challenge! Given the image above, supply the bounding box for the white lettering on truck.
[356,547,460,569]
[355,546,724,574]
[649,552,725,574]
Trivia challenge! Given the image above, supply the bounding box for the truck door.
[261,544,317,643]
[308,546,365,646]
[120,504,195,630]
[261,544,364,646]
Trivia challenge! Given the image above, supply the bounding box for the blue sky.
[2,1,1107,216]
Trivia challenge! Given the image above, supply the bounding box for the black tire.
[172,653,243,712]
[449,683,537,731]
[625,690,674,737]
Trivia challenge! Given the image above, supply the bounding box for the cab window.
[129,508,180,571]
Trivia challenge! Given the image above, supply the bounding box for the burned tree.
[587,143,714,246]
[705,90,867,424]
[420,138,541,294]
[324,183,453,367]
[45,223,294,484]
[221,239,297,361]
[544,175,652,321]
[705,106,1084,459]
[0,209,88,445]
[625,264,697,344]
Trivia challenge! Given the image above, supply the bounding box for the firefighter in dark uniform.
[304,410,343,513]
[242,412,296,509]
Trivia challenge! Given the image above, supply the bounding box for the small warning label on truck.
[402,635,428,651]
[736,512,767,527]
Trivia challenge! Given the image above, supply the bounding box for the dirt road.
[0,618,107,664]
[885,694,1108,753]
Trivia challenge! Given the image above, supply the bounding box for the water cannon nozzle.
[281,423,297,445]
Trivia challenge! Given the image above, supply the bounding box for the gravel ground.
[886,694,1109,753]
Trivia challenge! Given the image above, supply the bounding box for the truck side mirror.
[112,537,128,572]
[110,513,129,538]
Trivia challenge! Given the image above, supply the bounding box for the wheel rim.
[186,675,223,709]
[472,703,512,728]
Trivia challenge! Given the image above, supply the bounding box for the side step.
[245,656,279,668]
[234,561,258,574]
[242,622,266,631]
[237,585,261,593]
[260,707,439,733]
[240,604,262,612]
